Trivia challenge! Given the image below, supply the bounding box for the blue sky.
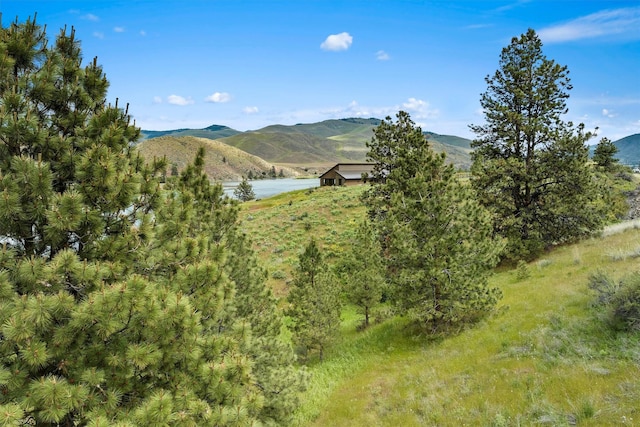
[2,0,639,141]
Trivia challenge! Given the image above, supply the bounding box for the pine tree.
[286,239,342,361]
[339,219,386,328]
[470,29,605,261]
[364,112,502,331]
[592,137,619,171]
[234,177,255,202]
[0,17,303,426]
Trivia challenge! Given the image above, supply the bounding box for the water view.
[223,177,318,200]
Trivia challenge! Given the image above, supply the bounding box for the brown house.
[319,163,377,186]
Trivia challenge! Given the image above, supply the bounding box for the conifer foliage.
[286,238,341,361]
[233,177,255,202]
[470,29,604,261]
[592,137,619,172]
[338,219,386,328]
[0,17,303,426]
[364,111,502,331]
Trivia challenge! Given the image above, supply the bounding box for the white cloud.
[320,32,353,51]
[494,0,531,13]
[93,32,104,39]
[376,50,390,61]
[602,108,616,118]
[317,99,438,123]
[243,106,259,114]
[153,96,163,104]
[466,23,493,30]
[205,92,232,103]
[538,7,640,43]
[114,26,125,33]
[167,95,194,106]
[82,13,99,22]
[402,98,439,119]
[140,30,147,36]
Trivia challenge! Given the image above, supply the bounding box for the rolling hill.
[135,135,300,181]
[612,133,640,166]
[139,124,241,141]
[141,118,475,170]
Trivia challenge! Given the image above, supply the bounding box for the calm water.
[223,178,318,200]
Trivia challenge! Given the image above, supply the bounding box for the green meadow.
[239,184,640,426]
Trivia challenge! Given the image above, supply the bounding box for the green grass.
[238,183,640,426]
[298,230,640,426]
[240,185,366,296]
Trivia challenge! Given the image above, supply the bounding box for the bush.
[271,270,288,280]
[609,273,640,331]
[589,271,640,331]
[588,271,619,305]
[516,260,530,280]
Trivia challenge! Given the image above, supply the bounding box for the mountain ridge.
[139,117,474,170]
[611,133,640,166]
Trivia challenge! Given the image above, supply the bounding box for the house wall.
[343,179,364,186]
[320,170,341,186]
[320,163,376,186]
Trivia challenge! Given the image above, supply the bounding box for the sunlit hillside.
[136,135,301,181]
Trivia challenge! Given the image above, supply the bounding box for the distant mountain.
[139,124,241,141]
[424,131,472,150]
[141,118,474,170]
[135,136,300,181]
[612,134,640,166]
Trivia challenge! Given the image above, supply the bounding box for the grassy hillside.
[142,118,474,170]
[425,131,472,149]
[613,133,640,166]
[139,124,241,142]
[238,184,640,426]
[218,131,348,166]
[136,135,300,181]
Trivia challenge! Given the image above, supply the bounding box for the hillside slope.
[142,118,475,169]
[136,135,299,181]
[613,133,640,166]
[139,124,241,142]
[237,185,640,426]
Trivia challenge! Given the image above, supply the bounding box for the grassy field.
[238,184,640,426]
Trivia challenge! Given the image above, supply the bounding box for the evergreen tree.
[364,112,502,331]
[470,29,604,260]
[592,137,619,171]
[0,17,303,426]
[286,239,341,361]
[339,219,386,328]
[234,177,255,202]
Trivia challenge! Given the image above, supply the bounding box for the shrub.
[271,270,288,280]
[516,260,530,280]
[588,271,619,305]
[589,271,640,331]
[609,273,640,331]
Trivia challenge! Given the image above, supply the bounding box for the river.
[222,177,319,200]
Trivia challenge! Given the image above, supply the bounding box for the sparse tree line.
[0,17,632,426]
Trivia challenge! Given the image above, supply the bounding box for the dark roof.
[319,163,376,179]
